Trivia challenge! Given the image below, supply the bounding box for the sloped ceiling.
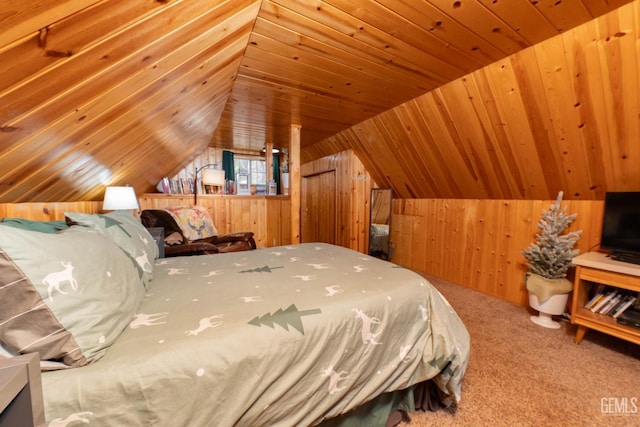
[0,0,636,202]
[306,0,640,199]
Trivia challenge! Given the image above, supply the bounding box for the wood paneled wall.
[0,196,290,250]
[300,150,372,253]
[391,198,604,306]
[304,2,640,201]
[139,194,290,248]
[0,201,101,220]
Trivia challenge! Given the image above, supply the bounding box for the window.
[234,157,266,190]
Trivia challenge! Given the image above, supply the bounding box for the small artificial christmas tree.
[522,191,582,280]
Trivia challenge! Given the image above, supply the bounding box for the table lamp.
[195,164,225,204]
[103,186,139,211]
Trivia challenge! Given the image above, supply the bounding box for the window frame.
[234,156,267,187]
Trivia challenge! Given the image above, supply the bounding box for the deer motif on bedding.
[129,312,168,329]
[186,314,224,336]
[135,250,151,272]
[48,411,93,427]
[324,285,344,296]
[291,274,316,281]
[418,304,429,321]
[353,309,383,345]
[398,344,412,363]
[42,261,78,302]
[307,263,331,270]
[320,366,349,395]
[240,296,263,302]
[203,270,223,277]
[138,234,149,245]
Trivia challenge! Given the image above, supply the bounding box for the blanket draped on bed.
[42,243,470,426]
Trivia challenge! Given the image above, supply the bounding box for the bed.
[0,213,470,426]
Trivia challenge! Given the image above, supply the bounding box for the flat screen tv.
[600,192,640,265]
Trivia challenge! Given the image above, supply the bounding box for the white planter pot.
[528,291,570,329]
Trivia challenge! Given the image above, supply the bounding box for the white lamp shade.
[103,186,139,210]
[201,168,225,186]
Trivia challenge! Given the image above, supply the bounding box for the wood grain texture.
[301,150,371,253]
[289,124,302,244]
[301,170,337,244]
[138,194,291,249]
[0,0,101,49]
[0,0,632,203]
[305,1,640,200]
[0,201,101,220]
[391,198,604,306]
[0,0,261,203]
[0,195,290,251]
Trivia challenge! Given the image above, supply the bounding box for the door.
[301,171,336,244]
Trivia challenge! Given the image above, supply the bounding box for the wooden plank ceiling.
[0,0,635,202]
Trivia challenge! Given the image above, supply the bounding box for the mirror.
[369,188,393,260]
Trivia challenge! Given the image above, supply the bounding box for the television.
[600,192,640,265]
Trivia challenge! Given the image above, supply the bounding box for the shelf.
[573,308,640,344]
[571,253,640,345]
[575,307,640,334]
[573,251,640,277]
[578,267,640,292]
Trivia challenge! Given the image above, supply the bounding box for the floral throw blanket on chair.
[163,206,218,241]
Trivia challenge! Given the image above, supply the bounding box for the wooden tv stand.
[570,251,640,345]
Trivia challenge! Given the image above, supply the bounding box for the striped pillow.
[0,225,145,369]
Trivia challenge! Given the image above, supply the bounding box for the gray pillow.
[0,225,145,368]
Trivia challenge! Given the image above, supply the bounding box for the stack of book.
[156,177,195,195]
[584,285,638,319]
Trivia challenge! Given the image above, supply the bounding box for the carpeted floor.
[401,275,639,427]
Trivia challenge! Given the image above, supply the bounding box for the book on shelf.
[590,289,618,313]
[584,284,606,310]
[612,296,638,319]
[155,177,197,195]
[600,293,623,316]
[583,286,640,318]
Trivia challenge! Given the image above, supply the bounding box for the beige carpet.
[401,275,639,427]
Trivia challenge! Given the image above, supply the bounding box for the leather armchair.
[140,209,256,257]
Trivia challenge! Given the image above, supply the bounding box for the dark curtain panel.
[272,155,281,194]
[222,150,234,181]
